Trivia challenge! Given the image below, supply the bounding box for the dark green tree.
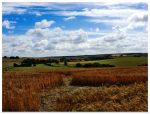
[64,58,68,66]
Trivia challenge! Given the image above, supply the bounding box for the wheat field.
[3,66,148,111]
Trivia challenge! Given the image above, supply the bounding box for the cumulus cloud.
[128,13,148,22]
[88,12,148,37]
[124,13,148,31]
[2,1,148,57]
[3,26,147,57]
[26,28,51,39]
[35,19,55,28]
[2,20,16,29]
[64,16,76,21]
[3,19,147,57]
[103,26,126,42]
[3,20,91,56]
[33,40,48,51]
[3,35,33,56]
[5,19,88,55]
[63,29,88,44]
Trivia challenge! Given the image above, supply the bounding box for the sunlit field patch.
[3,71,63,111]
[71,66,147,86]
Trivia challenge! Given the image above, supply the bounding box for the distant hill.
[44,53,148,59]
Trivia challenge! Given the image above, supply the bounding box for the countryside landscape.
[2,2,148,112]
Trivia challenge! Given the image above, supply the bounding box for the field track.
[40,77,147,111]
[3,66,148,111]
[40,66,147,111]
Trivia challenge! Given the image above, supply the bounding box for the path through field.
[40,77,104,111]
[39,76,147,111]
[40,77,85,111]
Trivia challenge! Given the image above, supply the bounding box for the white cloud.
[3,2,147,18]
[2,3,48,15]
[2,20,10,29]
[35,12,42,16]
[3,6,27,14]
[54,8,146,19]
[128,13,148,22]
[2,2,148,57]
[2,35,33,56]
[35,19,55,28]
[3,23,90,56]
[101,0,148,5]
[88,18,125,26]
[88,12,147,33]
[33,40,49,51]
[26,28,51,39]
[2,20,16,29]
[124,13,148,31]
[64,29,88,44]
[95,28,100,32]
[3,23,147,57]
[64,16,76,21]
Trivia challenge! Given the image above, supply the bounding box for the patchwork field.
[69,56,148,67]
[2,1,148,112]
[38,56,148,68]
[2,56,148,70]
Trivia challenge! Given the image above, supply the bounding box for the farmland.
[3,70,64,111]
[2,56,148,70]
[2,0,148,112]
[70,56,148,67]
[2,55,148,112]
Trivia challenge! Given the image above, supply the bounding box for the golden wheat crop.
[71,66,147,86]
[2,66,148,111]
[2,71,63,111]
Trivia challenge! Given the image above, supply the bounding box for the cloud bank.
[2,2,148,57]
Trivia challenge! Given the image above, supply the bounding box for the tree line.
[3,56,19,59]
[13,58,61,67]
[76,62,115,68]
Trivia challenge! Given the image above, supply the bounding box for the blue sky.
[2,2,148,57]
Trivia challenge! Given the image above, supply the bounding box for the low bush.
[76,63,82,67]
[76,62,115,68]
[13,63,19,67]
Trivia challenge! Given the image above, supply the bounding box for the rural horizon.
[2,1,148,112]
[3,52,148,58]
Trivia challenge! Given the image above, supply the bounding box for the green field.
[3,56,148,72]
[42,56,148,67]
[69,56,148,67]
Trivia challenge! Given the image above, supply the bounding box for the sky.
[2,2,148,57]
